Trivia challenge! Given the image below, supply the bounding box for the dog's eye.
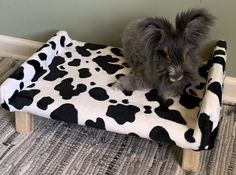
[156,49,167,57]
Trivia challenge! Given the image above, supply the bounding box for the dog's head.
[139,8,215,82]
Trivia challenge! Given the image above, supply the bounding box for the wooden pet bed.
[0,31,227,172]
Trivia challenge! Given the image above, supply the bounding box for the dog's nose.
[169,74,183,82]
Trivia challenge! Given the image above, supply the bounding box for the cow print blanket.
[0,31,227,150]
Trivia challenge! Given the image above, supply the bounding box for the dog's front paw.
[112,76,134,91]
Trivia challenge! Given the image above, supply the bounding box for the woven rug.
[0,57,235,175]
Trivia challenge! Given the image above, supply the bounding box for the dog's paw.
[112,76,133,91]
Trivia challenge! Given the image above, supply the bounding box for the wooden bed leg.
[182,149,200,172]
[15,112,34,134]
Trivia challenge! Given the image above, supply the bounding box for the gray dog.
[115,8,215,98]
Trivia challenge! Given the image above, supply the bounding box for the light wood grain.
[182,149,201,172]
[15,112,34,134]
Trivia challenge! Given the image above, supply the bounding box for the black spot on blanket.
[93,55,124,74]
[149,126,176,145]
[78,68,92,78]
[1,101,10,111]
[60,36,66,47]
[213,50,225,57]
[9,66,24,80]
[51,103,78,123]
[49,41,56,50]
[8,89,40,110]
[144,106,152,114]
[109,99,117,104]
[19,82,24,90]
[43,56,68,81]
[38,53,47,61]
[36,44,50,52]
[66,43,73,47]
[76,43,107,57]
[122,99,129,104]
[84,43,107,50]
[27,83,35,88]
[65,52,72,58]
[89,87,109,101]
[179,89,201,109]
[154,99,187,125]
[184,129,195,143]
[110,48,123,57]
[216,40,227,50]
[85,118,106,130]
[54,78,87,100]
[90,82,96,86]
[198,113,213,150]
[68,59,81,66]
[76,46,91,57]
[106,104,140,124]
[208,126,219,150]
[122,90,133,96]
[27,60,47,82]
[207,82,222,105]
[212,56,226,72]
[37,96,54,110]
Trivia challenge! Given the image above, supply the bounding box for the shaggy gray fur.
[116,8,215,97]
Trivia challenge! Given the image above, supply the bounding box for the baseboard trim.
[0,34,43,60]
[0,34,235,103]
[223,76,236,104]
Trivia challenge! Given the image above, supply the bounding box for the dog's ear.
[175,8,215,46]
[139,17,174,56]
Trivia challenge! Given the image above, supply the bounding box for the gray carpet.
[0,57,235,175]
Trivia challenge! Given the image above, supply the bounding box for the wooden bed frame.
[1,34,221,173]
[15,111,201,172]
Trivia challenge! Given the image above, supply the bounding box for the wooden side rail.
[15,112,34,134]
[182,149,201,172]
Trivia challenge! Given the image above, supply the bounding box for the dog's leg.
[113,73,147,91]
